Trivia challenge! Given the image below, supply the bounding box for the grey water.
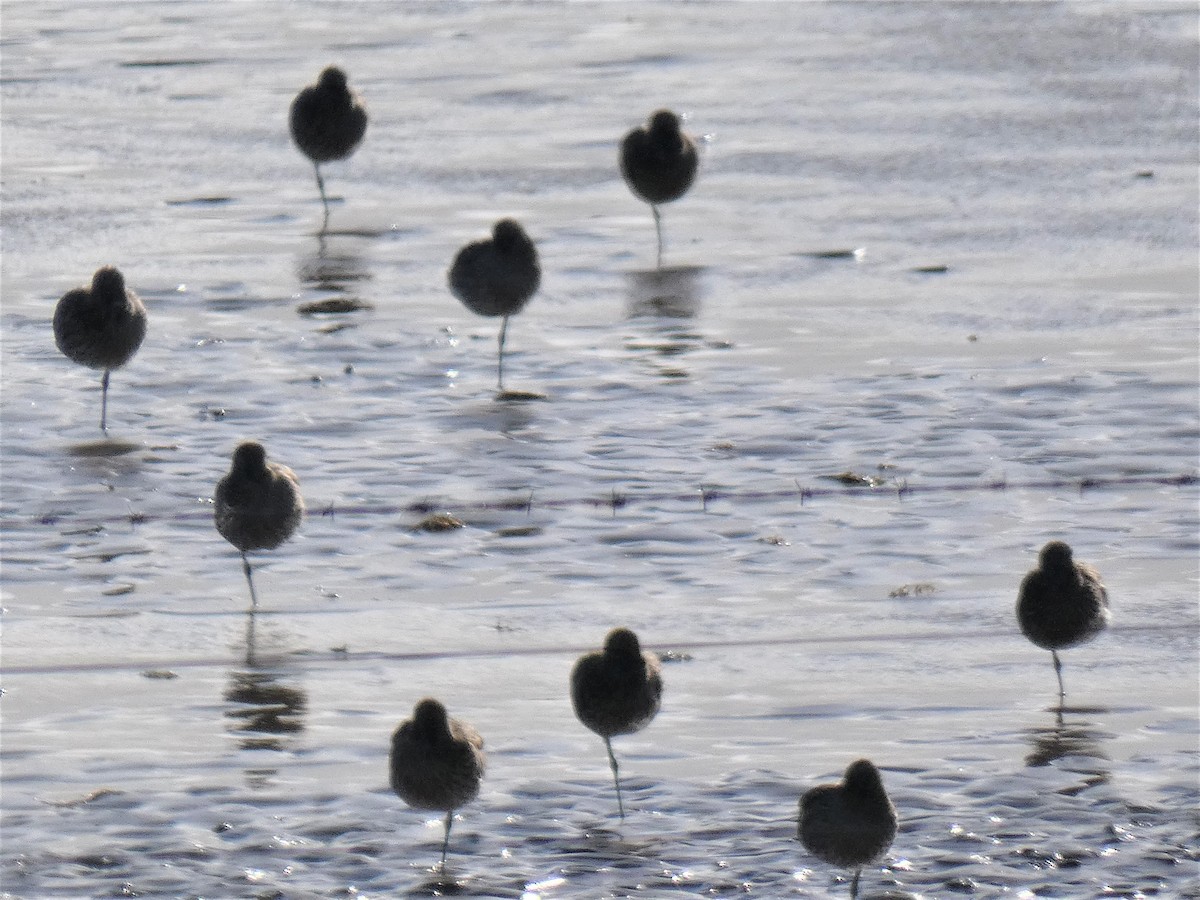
[2,2,1198,897]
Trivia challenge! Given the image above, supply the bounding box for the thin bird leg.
[1052,650,1065,703]
[850,867,861,899]
[496,315,510,393]
[604,736,626,819]
[440,809,454,867]
[312,161,330,224]
[241,551,260,610]
[99,368,111,432]
[652,205,664,269]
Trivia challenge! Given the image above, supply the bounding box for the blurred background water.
[2,2,1198,897]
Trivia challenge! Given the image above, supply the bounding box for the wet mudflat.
[2,2,1197,897]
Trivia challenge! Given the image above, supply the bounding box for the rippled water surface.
[2,2,1198,898]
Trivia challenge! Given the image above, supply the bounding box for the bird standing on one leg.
[620,109,699,268]
[214,442,304,610]
[798,759,898,900]
[570,627,663,819]
[53,266,147,433]
[289,66,368,227]
[1016,540,1110,704]
[390,698,486,868]
[447,218,541,393]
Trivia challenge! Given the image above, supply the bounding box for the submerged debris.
[889,582,938,598]
[658,649,694,663]
[496,525,543,538]
[414,512,465,533]
[804,247,864,260]
[44,788,124,808]
[826,471,888,487]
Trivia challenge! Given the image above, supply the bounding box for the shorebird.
[1016,540,1110,702]
[213,442,304,609]
[53,266,147,432]
[389,698,486,866]
[798,759,898,899]
[447,218,541,392]
[619,109,698,268]
[570,627,663,818]
[289,66,368,225]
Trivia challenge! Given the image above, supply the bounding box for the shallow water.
[2,2,1198,898]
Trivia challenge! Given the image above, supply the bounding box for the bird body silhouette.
[289,66,368,221]
[620,109,698,266]
[214,442,304,608]
[798,759,897,899]
[1017,540,1110,701]
[390,698,486,866]
[53,266,147,432]
[570,627,663,818]
[448,218,540,392]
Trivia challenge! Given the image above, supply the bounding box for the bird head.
[492,219,531,253]
[1039,541,1075,570]
[231,441,268,476]
[604,627,643,658]
[412,698,452,738]
[843,759,886,797]
[648,109,683,139]
[91,266,126,298]
[318,66,349,91]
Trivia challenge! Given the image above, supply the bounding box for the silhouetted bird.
[390,698,486,866]
[798,759,898,899]
[53,266,147,432]
[289,66,368,224]
[1016,540,1110,702]
[448,218,541,392]
[214,442,304,609]
[620,109,698,267]
[570,627,663,818]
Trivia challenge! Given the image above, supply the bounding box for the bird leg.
[440,808,454,867]
[652,205,664,269]
[241,551,260,610]
[850,867,861,899]
[496,315,510,393]
[312,161,330,227]
[1052,649,1065,703]
[99,368,111,433]
[604,736,626,819]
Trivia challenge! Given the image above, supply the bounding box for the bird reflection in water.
[295,233,373,318]
[623,266,708,378]
[66,438,142,459]
[223,611,308,757]
[453,394,539,438]
[1023,706,1112,790]
[406,872,476,897]
[64,437,143,488]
